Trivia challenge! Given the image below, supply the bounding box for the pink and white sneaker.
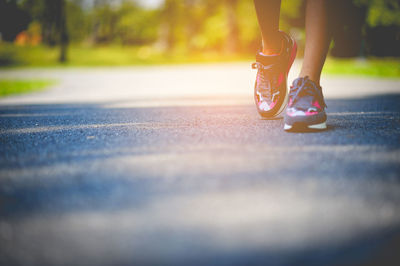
[284,76,327,131]
[252,31,297,118]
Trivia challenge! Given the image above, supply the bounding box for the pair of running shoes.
[253,31,327,131]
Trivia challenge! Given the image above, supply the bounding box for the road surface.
[1,62,400,265]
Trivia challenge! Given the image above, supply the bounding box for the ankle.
[262,37,281,55]
[298,73,321,86]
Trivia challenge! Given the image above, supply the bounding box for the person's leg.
[253,0,281,55]
[299,0,331,85]
[284,0,330,131]
[252,0,297,118]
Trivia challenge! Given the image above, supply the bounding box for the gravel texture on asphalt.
[1,93,400,266]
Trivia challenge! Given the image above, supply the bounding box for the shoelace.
[252,62,279,101]
[289,76,326,109]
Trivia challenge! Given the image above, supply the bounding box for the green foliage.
[85,1,161,45]
[0,43,250,67]
[160,0,187,51]
[90,3,119,43]
[8,0,398,64]
[0,43,59,66]
[160,0,304,54]
[0,44,21,65]
[354,0,400,27]
[192,5,228,51]
[11,0,306,58]
[161,0,250,53]
[20,0,46,22]
[0,79,55,97]
[116,2,160,45]
[236,0,259,50]
[20,0,67,46]
[280,0,303,31]
[17,0,160,46]
[66,0,90,43]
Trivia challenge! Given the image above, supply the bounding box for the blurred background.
[0,0,399,67]
[1,2,400,265]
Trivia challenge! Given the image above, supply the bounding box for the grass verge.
[0,79,56,97]
[324,58,400,78]
[0,44,249,67]
[1,44,399,78]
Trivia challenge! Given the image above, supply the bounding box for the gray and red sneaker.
[252,31,297,118]
[284,76,327,131]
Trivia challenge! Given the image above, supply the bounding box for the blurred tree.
[192,3,228,52]
[20,0,69,61]
[66,0,90,43]
[160,0,185,52]
[0,0,31,41]
[354,0,400,57]
[181,0,213,52]
[236,0,260,53]
[329,0,366,57]
[91,1,118,43]
[226,0,240,53]
[5,0,397,61]
[58,0,68,62]
[355,0,400,27]
[116,1,160,45]
[89,0,159,45]
[184,0,223,52]
[280,0,303,30]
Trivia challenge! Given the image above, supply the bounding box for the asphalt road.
[1,63,400,266]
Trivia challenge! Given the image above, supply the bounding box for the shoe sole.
[276,87,289,117]
[284,121,327,131]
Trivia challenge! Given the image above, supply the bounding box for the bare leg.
[253,0,282,55]
[299,0,332,85]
